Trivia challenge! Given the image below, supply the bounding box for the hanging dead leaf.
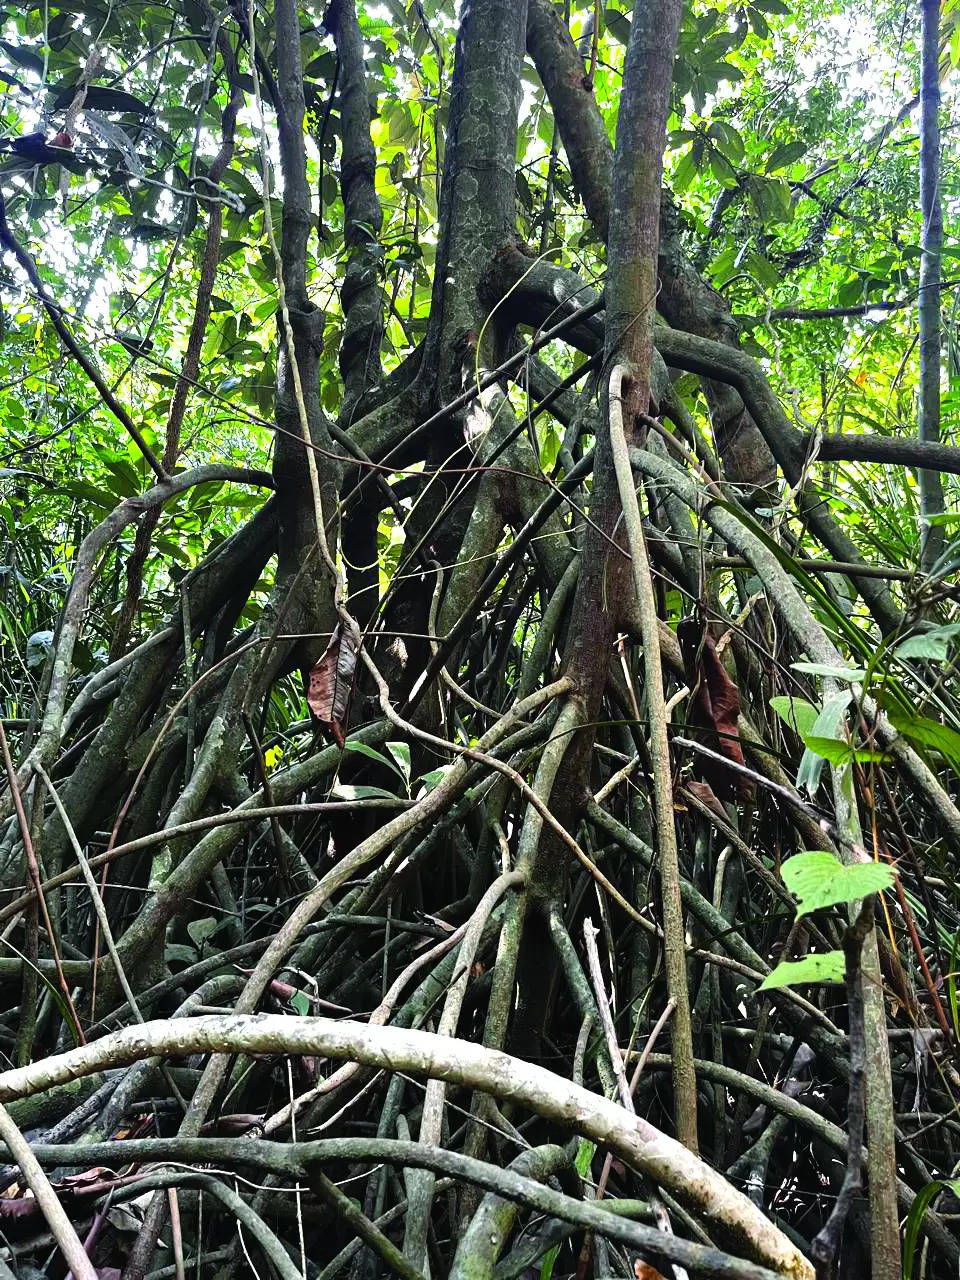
[684,779,729,823]
[305,623,359,747]
[677,618,751,802]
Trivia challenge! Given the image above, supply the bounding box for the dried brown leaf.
[634,1262,666,1280]
[305,624,359,747]
[0,1195,37,1219]
[677,618,751,801]
[684,779,729,822]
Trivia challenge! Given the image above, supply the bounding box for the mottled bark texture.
[380,0,537,708]
[526,0,776,491]
[601,0,695,1153]
[331,0,385,417]
[918,0,945,570]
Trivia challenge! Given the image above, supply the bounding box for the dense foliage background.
[1,0,960,1277]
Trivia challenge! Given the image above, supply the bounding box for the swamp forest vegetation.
[1,0,960,1276]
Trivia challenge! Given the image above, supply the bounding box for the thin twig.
[0,1101,96,1280]
[810,897,873,1278]
[0,725,84,1043]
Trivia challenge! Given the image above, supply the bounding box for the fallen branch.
[0,1012,813,1279]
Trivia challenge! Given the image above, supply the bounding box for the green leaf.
[903,1180,960,1280]
[765,140,806,172]
[802,735,888,764]
[742,250,781,287]
[709,120,745,165]
[710,150,740,187]
[187,917,218,948]
[895,624,960,662]
[331,783,400,801]
[673,148,699,193]
[0,39,44,73]
[747,7,770,37]
[795,689,851,794]
[886,708,960,762]
[791,661,867,681]
[574,1137,595,1176]
[386,741,412,786]
[770,695,818,739]
[837,275,866,306]
[343,740,407,780]
[50,82,152,115]
[417,766,452,795]
[707,244,738,284]
[701,60,743,85]
[603,7,631,43]
[758,951,846,990]
[540,1245,561,1280]
[165,942,197,965]
[747,174,793,224]
[0,937,82,1046]
[781,850,895,917]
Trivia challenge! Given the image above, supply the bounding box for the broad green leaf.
[707,244,738,284]
[709,120,745,165]
[187,917,218,948]
[758,951,846,990]
[887,708,960,762]
[673,148,699,193]
[837,274,867,306]
[781,850,895,917]
[770,695,818,739]
[743,250,781,287]
[603,7,631,43]
[332,783,401,801]
[748,174,794,224]
[765,140,807,172]
[710,150,740,187]
[416,767,450,796]
[791,661,867,682]
[895,624,960,662]
[802,735,888,764]
[343,740,407,781]
[0,39,44,72]
[748,7,771,37]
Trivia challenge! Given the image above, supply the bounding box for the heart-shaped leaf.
[781,850,894,917]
